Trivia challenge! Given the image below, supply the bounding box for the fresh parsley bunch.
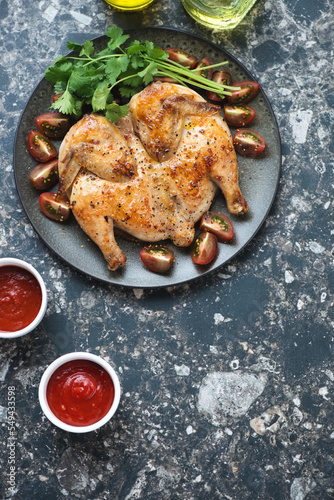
[45,26,231,123]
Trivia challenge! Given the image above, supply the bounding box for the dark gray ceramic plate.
[14,27,281,289]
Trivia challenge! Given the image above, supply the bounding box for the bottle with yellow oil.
[104,0,155,10]
[181,0,258,30]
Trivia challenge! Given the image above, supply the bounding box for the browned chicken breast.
[58,81,248,271]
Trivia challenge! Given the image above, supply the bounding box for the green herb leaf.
[106,26,130,50]
[67,41,82,52]
[51,88,76,115]
[105,55,129,85]
[45,58,73,84]
[138,61,158,86]
[119,85,143,98]
[105,102,129,123]
[92,81,110,111]
[80,40,94,58]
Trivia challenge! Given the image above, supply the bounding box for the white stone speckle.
[289,110,313,144]
[79,291,97,309]
[293,396,301,407]
[175,364,190,376]
[133,288,144,299]
[186,425,195,435]
[42,5,58,23]
[290,477,316,500]
[308,241,325,254]
[285,270,295,283]
[214,313,225,325]
[0,405,8,423]
[70,10,92,25]
[297,299,304,310]
[0,360,10,381]
[318,386,328,400]
[197,371,267,427]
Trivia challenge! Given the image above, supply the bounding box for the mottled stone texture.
[0,0,333,499]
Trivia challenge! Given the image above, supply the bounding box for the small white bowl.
[39,352,121,433]
[0,257,47,339]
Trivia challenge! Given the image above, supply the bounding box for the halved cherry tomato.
[233,128,265,156]
[29,159,59,190]
[167,48,198,69]
[36,112,71,139]
[200,211,234,242]
[28,130,58,163]
[193,58,213,80]
[227,81,260,104]
[224,104,255,128]
[207,70,233,101]
[191,232,218,265]
[140,245,175,273]
[39,192,71,222]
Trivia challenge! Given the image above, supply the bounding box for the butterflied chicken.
[58,81,248,271]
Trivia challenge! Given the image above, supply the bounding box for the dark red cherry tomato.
[200,211,234,242]
[227,81,260,104]
[28,130,58,163]
[194,58,213,80]
[140,245,175,273]
[29,159,59,190]
[36,112,71,139]
[224,104,255,127]
[39,192,71,222]
[191,232,218,265]
[207,70,233,101]
[167,48,198,69]
[233,128,265,156]
[52,93,63,103]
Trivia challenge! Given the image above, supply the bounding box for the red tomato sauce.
[46,360,115,426]
[0,265,42,333]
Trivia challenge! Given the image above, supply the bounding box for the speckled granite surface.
[0,0,333,499]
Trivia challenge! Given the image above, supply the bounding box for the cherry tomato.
[224,103,255,128]
[227,81,260,104]
[36,112,71,139]
[191,232,218,265]
[167,48,198,69]
[52,93,63,103]
[206,70,233,101]
[200,211,234,242]
[39,192,71,222]
[194,58,213,80]
[29,159,59,190]
[28,130,58,163]
[233,128,265,156]
[140,245,175,273]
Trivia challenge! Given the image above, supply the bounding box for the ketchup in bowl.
[0,265,42,333]
[46,359,115,427]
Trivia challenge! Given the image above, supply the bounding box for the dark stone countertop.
[0,0,333,498]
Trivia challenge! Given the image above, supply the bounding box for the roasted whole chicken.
[58,82,248,271]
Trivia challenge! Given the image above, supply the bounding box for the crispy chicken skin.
[58,82,248,271]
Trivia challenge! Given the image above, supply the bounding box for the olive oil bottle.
[181,0,258,30]
[104,0,155,10]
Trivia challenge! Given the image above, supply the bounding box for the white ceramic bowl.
[39,352,121,433]
[0,257,47,339]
